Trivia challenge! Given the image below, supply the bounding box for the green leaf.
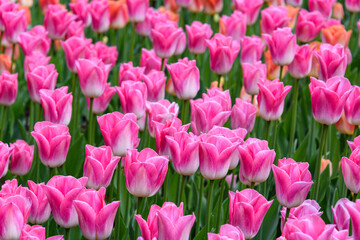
[194,225,208,240]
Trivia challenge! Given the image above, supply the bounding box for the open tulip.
[20,225,64,240]
[124,148,169,197]
[17,25,50,56]
[231,98,257,133]
[0,141,12,178]
[272,158,313,208]
[10,140,33,176]
[142,70,166,102]
[2,10,27,43]
[296,9,325,43]
[309,0,336,19]
[31,121,71,168]
[242,61,266,95]
[126,0,149,22]
[0,71,17,106]
[341,147,360,194]
[208,224,245,240]
[186,21,213,55]
[140,48,164,74]
[219,11,247,41]
[44,5,75,40]
[89,0,110,33]
[229,189,273,239]
[26,181,51,225]
[97,112,139,156]
[288,44,314,79]
[240,36,264,64]
[74,188,120,240]
[234,0,263,25]
[261,6,290,35]
[152,21,182,59]
[60,37,92,73]
[332,198,351,231]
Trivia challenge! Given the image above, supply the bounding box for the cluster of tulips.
[1,0,360,239]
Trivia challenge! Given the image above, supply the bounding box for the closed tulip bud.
[231,98,257,133]
[116,81,147,119]
[242,61,266,95]
[0,141,12,178]
[272,158,313,208]
[342,147,360,194]
[288,44,314,79]
[229,189,273,239]
[69,0,92,27]
[83,145,120,190]
[26,181,51,225]
[0,2,18,32]
[309,0,336,19]
[125,148,168,197]
[0,71,17,106]
[89,0,110,33]
[24,53,50,77]
[188,0,204,13]
[86,83,116,115]
[240,36,264,64]
[219,11,247,41]
[44,5,75,40]
[61,37,92,73]
[140,48,164,74]
[257,79,292,121]
[346,0,360,12]
[234,0,263,25]
[206,33,240,75]
[186,21,213,55]
[109,0,129,29]
[208,224,245,240]
[17,25,51,56]
[261,6,290,35]
[3,10,27,44]
[204,0,223,15]
[309,76,352,125]
[345,86,360,126]
[126,0,148,22]
[142,70,166,102]
[97,112,140,157]
[152,21,183,59]
[74,188,120,240]
[296,9,325,43]
[10,140,34,176]
[332,198,351,231]
[31,121,71,168]
[147,100,179,137]
[118,62,145,85]
[26,64,58,103]
[20,224,64,240]
[322,25,352,48]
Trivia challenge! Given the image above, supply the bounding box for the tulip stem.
[129,23,137,62]
[88,98,94,145]
[181,100,188,124]
[217,75,222,88]
[272,120,279,151]
[230,169,236,190]
[163,173,168,202]
[64,228,70,240]
[116,162,123,238]
[160,58,165,72]
[279,66,284,82]
[264,121,271,141]
[289,78,300,156]
[313,124,329,200]
[206,180,215,233]
[10,43,15,73]
[284,207,290,227]
[215,178,226,232]
[180,7,185,29]
[0,106,7,141]
[0,31,3,53]
[352,126,359,140]
[196,176,204,234]
[70,73,77,136]
[178,175,187,204]
[135,197,143,238]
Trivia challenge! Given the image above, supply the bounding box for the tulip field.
[2,0,360,239]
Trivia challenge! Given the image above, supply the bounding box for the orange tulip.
[0,54,11,74]
[286,5,300,29]
[108,0,129,29]
[332,2,344,20]
[265,50,288,80]
[321,24,352,48]
[335,111,355,135]
[204,0,223,15]
[321,158,333,176]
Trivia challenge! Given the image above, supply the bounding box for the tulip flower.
[261,6,290,35]
[126,0,149,22]
[60,37,92,73]
[257,79,292,121]
[204,86,232,111]
[31,121,71,168]
[108,0,129,29]
[231,98,257,133]
[167,58,200,100]
[74,188,120,240]
[234,0,263,25]
[174,31,186,56]
[240,36,264,64]
[10,140,33,176]
[242,61,266,95]
[116,80,147,119]
[344,86,360,126]
[140,48,164,74]
[186,21,213,55]
[219,11,247,41]
[17,25,51,56]
[83,145,121,190]
[239,138,276,186]
[69,0,91,27]
[97,112,139,156]
[142,70,166,102]
[335,111,355,135]
[0,71,17,106]
[2,10,27,43]
[309,76,352,125]
[20,225,64,240]
[285,0,303,6]
[124,148,169,197]
[346,0,360,12]
[0,2,18,32]
[206,33,240,76]
[0,141,12,178]
[296,9,325,43]
[26,181,51,225]
[42,175,87,228]
[345,199,360,239]
[65,20,85,39]
[76,58,111,98]
[24,52,50,77]
[135,202,195,240]
[147,100,179,137]
[118,62,145,85]
[332,198,351,231]
[188,0,203,12]
[272,158,313,208]
[203,0,223,15]
[44,5,75,40]
[136,8,168,37]
[89,0,110,33]
[208,224,245,240]
[152,21,183,59]
[26,64,58,103]
[341,147,360,194]
[85,83,115,115]
[321,25,352,48]
[309,0,336,19]
[288,44,314,79]
[229,189,273,239]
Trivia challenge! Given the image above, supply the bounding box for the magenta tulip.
[20,225,63,240]
[341,147,360,194]
[85,83,115,115]
[174,31,186,56]
[69,0,91,27]
[24,53,50,77]
[126,0,149,22]
[136,8,168,37]
[60,37,92,73]
[186,21,213,55]
[118,62,145,85]
[10,140,34,176]
[231,98,257,133]
[344,86,360,126]
[219,11,246,41]
[242,61,266,95]
[208,224,245,240]
[346,0,360,12]
[26,181,51,225]
[0,141,12,178]
[44,5,75,40]
[90,42,118,68]
[332,198,351,231]
[89,0,110,33]
[296,9,325,43]
[140,48,164,74]
[65,21,85,40]
[309,0,336,18]
[142,70,166,102]
[152,21,183,59]
[0,71,17,106]
[285,0,303,6]
[240,36,264,64]
[261,6,290,35]
[288,44,314,79]
[17,25,51,56]
[2,9,27,43]
[234,0,263,25]
[345,199,360,239]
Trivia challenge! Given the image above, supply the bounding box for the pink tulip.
[206,33,240,75]
[176,0,191,7]
[288,44,314,79]
[61,37,92,73]
[345,199,360,239]
[296,9,325,43]
[204,0,223,15]
[147,100,179,137]
[26,64,58,103]
[74,188,120,239]
[86,83,116,114]
[42,176,87,228]
[118,62,145,85]
[20,225,64,240]
[26,181,51,225]
[69,0,92,27]
[92,41,118,68]
[76,58,110,98]
[257,79,292,121]
[136,8,168,37]
[17,25,51,56]
[208,224,245,240]
[65,20,85,39]
[186,21,213,55]
[97,112,139,156]
[229,189,273,239]
[242,61,266,95]
[152,21,183,59]
[89,0,110,33]
[2,10,27,43]
[345,0,360,12]
[314,44,347,81]
[0,71,17,106]
[0,2,18,32]
[0,141,12,178]
[341,147,360,193]
[83,145,121,190]
[24,53,50,77]
[344,86,360,126]
[231,98,257,133]
[239,138,275,186]
[0,194,31,240]
[285,0,303,6]
[31,121,71,168]
[116,80,147,119]
[309,0,336,19]
[234,0,263,25]
[126,0,149,22]
[260,6,290,35]
[219,11,247,41]
[309,76,352,125]
[142,70,166,102]
[167,58,200,100]
[44,5,75,40]
[10,140,33,176]
[348,135,360,152]
[124,148,168,197]
[332,198,351,231]
[263,27,297,66]
[272,158,313,208]
[140,48,164,74]
[135,202,195,240]
[204,87,232,111]
[240,36,264,64]
[40,86,72,126]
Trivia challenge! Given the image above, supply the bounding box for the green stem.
[29,100,34,134]
[217,75,222,88]
[135,197,143,238]
[181,100,188,124]
[64,228,70,240]
[264,121,271,141]
[195,177,204,234]
[313,124,329,200]
[116,163,123,237]
[160,58,165,72]
[272,120,279,150]
[180,7,185,29]
[284,207,290,227]
[0,31,3,53]
[0,106,7,141]
[352,126,359,140]
[230,169,236,190]
[34,146,39,182]
[70,73,77,136]
[129,23,137,62]
[178,175,187,204]
[88,98,94,145]
[215,179,226,232]
[163,173,168,202]
[49,167,56,180]
[289,78,300,156]
[250,182,255,189]
[279,65,284,82]
[10,43,15,73]
[206,180,215,233]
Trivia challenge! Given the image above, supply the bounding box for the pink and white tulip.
[242,61,266,95]
[309,0,336,19]
[288,44,314,79]
[126,0,149,22]
[142,70,166,102]
[260,6,290,35]
[26,181,51,225]
[296,9,325,43]
[234,0,263,25]
[61,37,92,73]
[44,5,75,40]
[240,36,264,64]
[219,11,247,41]
[0,71,17,106]
[89,0,110,33]
[147,100,179,137]
[186,21,213,55]
[152,21,182,59]
[0,141,12,178]
[341,147,360,193]
[17,25,51,56]
[10,140,33,176]
[2,10,27,43]
[86,83,116,115]
[231,98,257,133]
